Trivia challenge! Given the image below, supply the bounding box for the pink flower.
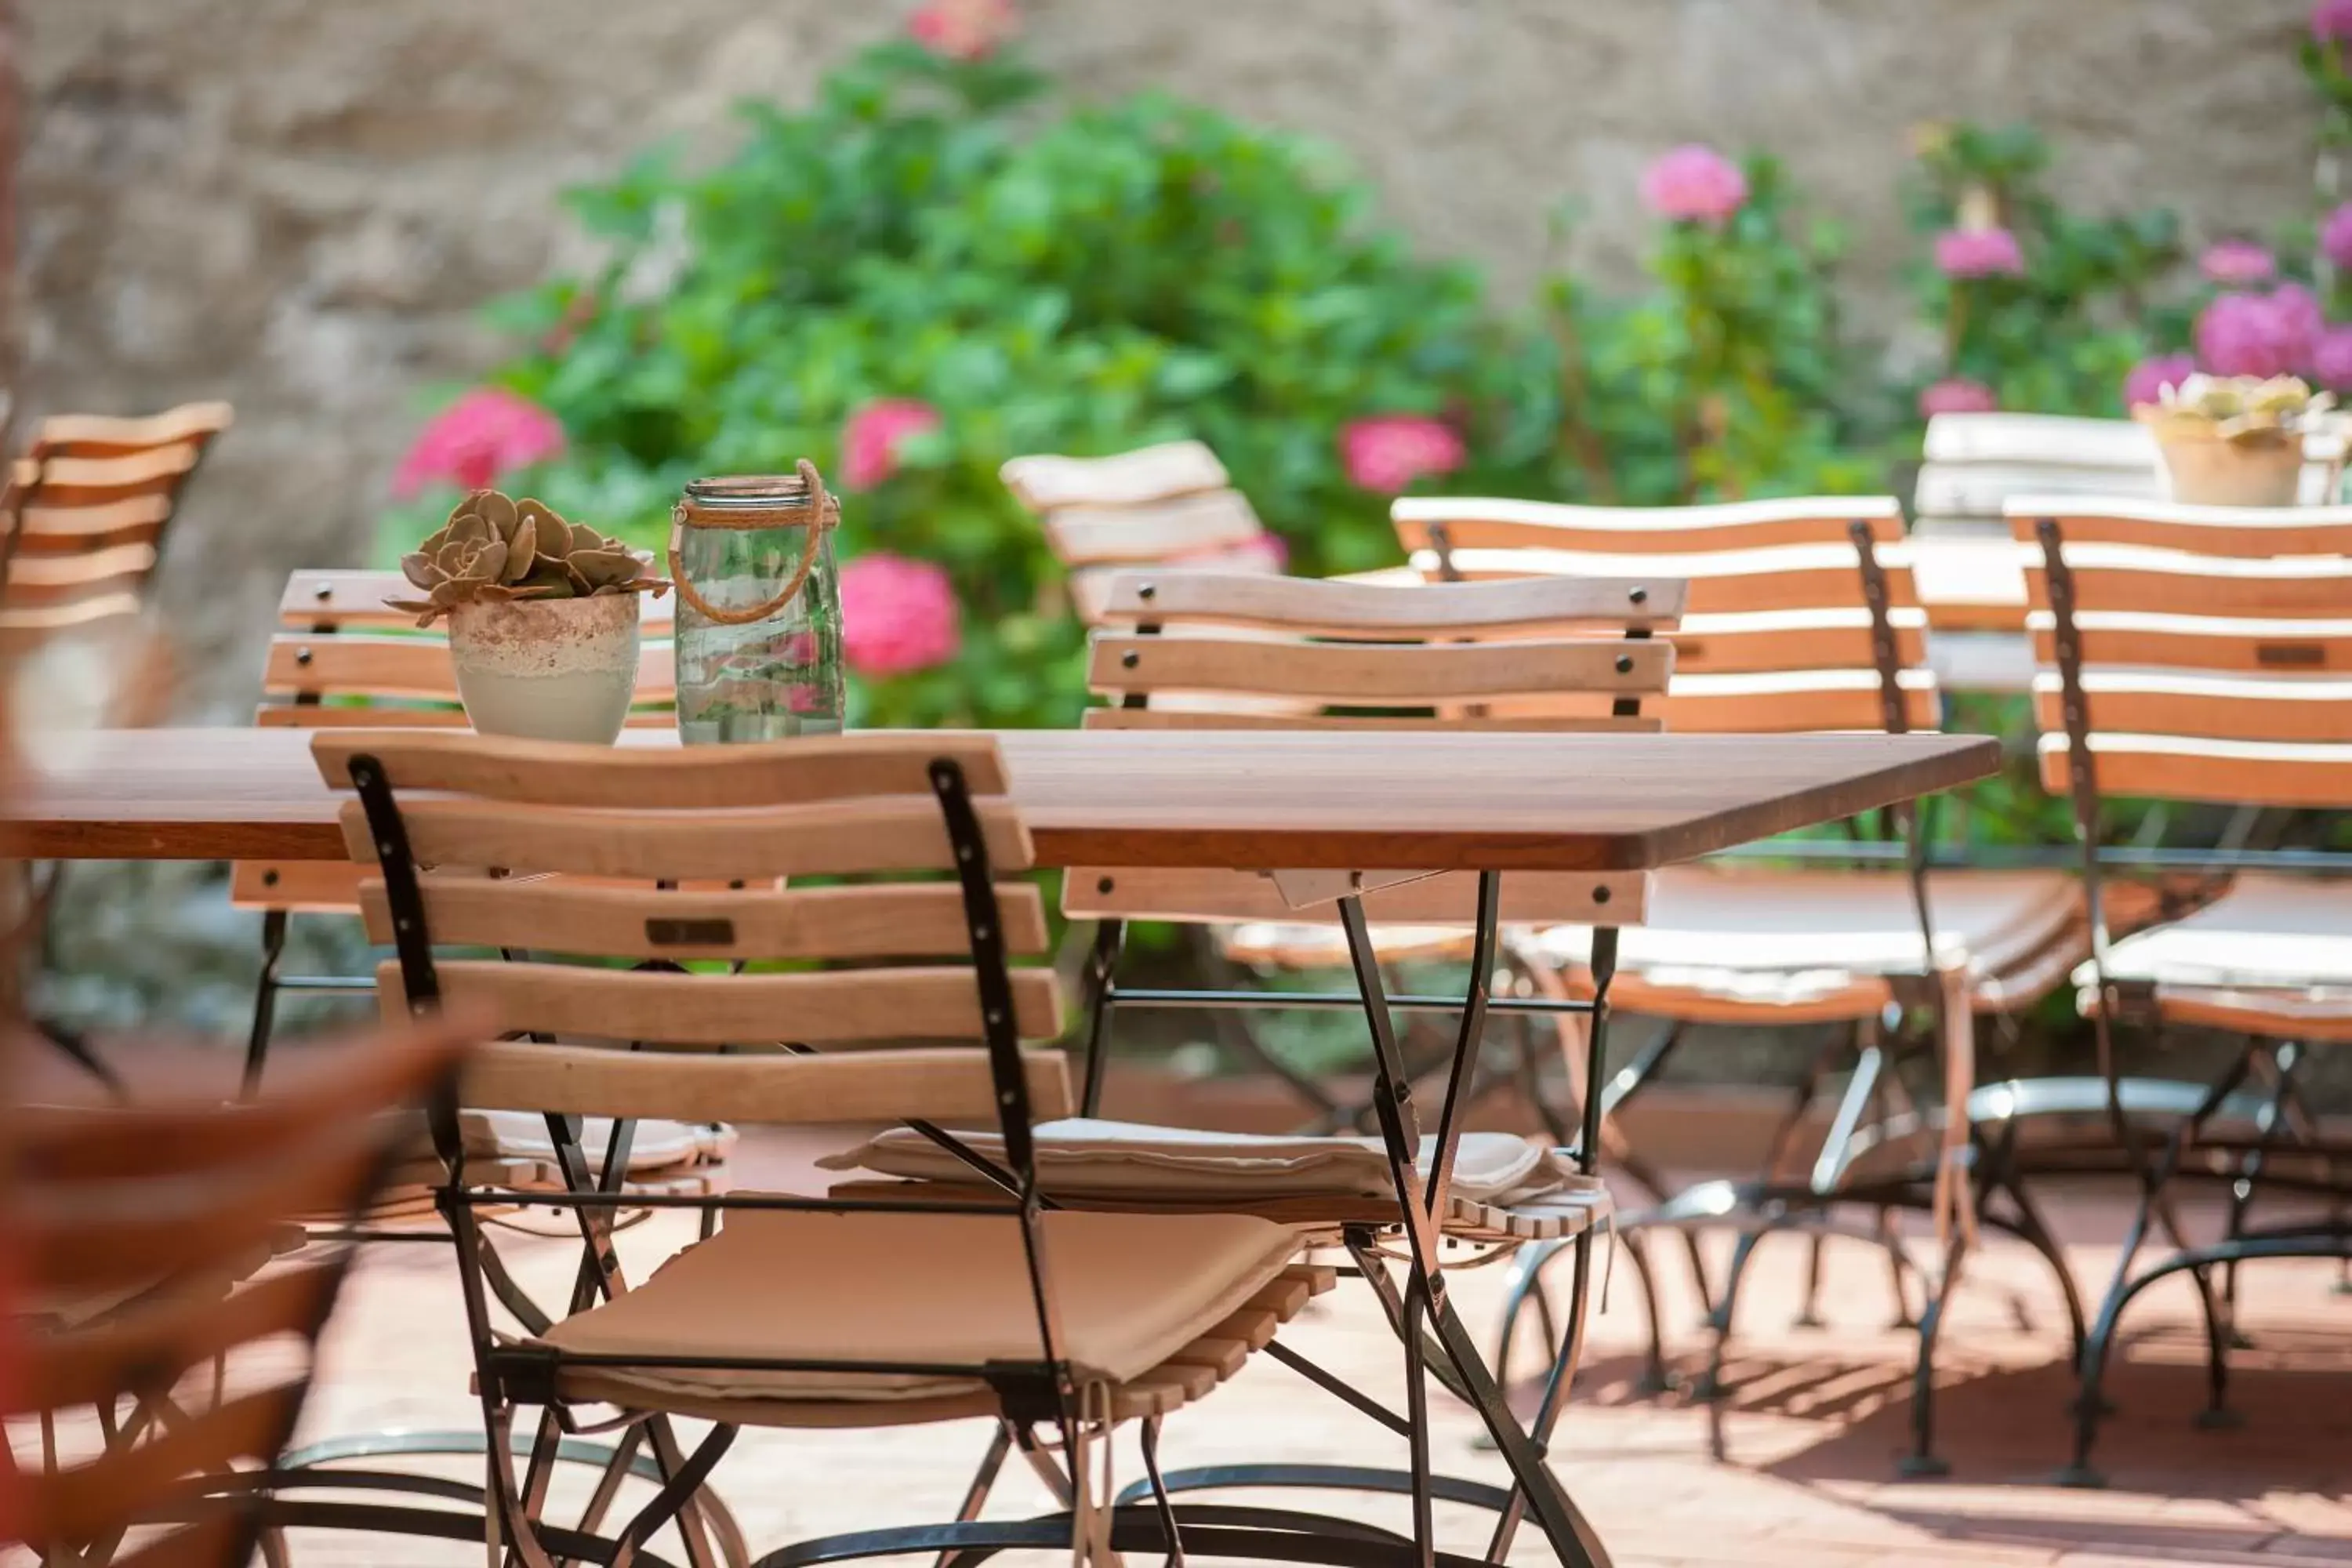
[1933,227,2026,279]
[2315,0,2352,41]
[1917,378,1998,418]
[2198,285,2321,379]
[2122,353,2198,410]
[2317,327,2352,392]
[390,387,564,499]
[2322,204,2352,271]
[1339,415,1465,494]
[840,552,961,677]
[1639,146,1748,225]
[840,398,942,489]
[2199,240,2277,286]
[909,0,1017,59]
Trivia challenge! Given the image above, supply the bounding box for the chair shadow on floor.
[1514,1316,2352,1565]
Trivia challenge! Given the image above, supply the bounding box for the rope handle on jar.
[667,458,840,626]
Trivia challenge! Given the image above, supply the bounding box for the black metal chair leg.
[1793,1232,1828,1330]
[245,907,291,1091]
[1897,1233,1968,1478]
[1690,1221,1773,1404]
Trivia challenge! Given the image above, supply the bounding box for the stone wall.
[24,0,2324,713]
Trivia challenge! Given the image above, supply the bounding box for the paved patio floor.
[281,1130,2352,1568]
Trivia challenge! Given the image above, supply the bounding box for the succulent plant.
[389,490,669,626]
[2136,374,2337,447]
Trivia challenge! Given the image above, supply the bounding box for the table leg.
[1335,884,1616,1568]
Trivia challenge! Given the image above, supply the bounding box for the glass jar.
[669,463,844,744]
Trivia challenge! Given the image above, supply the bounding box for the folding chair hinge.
[483,1345,564,1408]
[2098,978,2161,1025]
[983,1361,1074,1429]
[1884,973,1942,1016]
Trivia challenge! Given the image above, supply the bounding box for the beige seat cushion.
[2089,874,2352,1040]
[1515,866,2084,1019]
[538,1207,1303,1404]
[818,1119,1573,1203]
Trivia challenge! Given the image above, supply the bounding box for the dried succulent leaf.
[503,515,537,583]
[400,554,438,590]
[474,491,518,534]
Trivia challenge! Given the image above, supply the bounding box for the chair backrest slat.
[2012,495,2352,806]
[333,795,1033,883]
[265,633,678,705]
[1088,632,1670,706]
[460,1041,1073,1124]
[280,568,676,632]
[1095,570,1681,636]
[356,875,1051,961]
[394,960,1063,1046]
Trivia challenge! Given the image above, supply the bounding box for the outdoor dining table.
[3,723,1996,1568]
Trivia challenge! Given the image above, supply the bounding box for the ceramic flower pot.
[447,593,641,744]
[2154,428,2306,507]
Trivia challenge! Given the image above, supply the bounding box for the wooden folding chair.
[306,728,1390,1568]
[2013,494,2352,1483]
[1393,493,2097,1473]
[1001,440,1285,625]
[818,571,1657,1551]
[8,1014,470,1566]
[0,402,232,647]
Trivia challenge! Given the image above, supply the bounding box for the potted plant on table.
[390,489,670,742]
[2133,374,2336,507]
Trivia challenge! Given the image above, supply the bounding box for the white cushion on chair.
[818,1118,1574,1203]
[2091,873,2352,993]
[537,1207,1303,1402]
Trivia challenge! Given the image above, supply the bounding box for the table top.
[4,727,1997,873]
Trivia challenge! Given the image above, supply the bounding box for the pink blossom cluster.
[1917,379,1998,419]
[2122,354,2197,410]
[840,551,961,678]
[1639,146,1748,225]
[2198,240,2277,286]
[1338,415,1465,493]
[391,387,566,499]
[840,398,943,489]
[2321,203,2352,271]
[909,0,1018,60]
[2195,284,2323,379]
[1933,227,2026,280]
[2316,0,2352,43]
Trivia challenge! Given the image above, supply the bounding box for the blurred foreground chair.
[8,1014,470,1566]
[1394,494,2103,1473]
[310,728,1377,1568]
[2013,495,2352,1484]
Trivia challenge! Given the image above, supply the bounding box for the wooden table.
[5,727,1998,871]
